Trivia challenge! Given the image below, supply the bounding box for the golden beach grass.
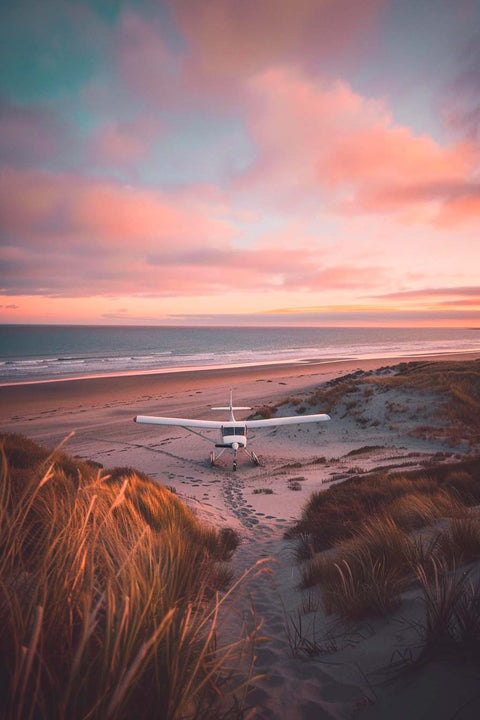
[0,434,261,720]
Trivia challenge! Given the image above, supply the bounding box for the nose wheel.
[209,446,259,471]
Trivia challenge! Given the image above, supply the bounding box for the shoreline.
[0,350,478,419]
[0,349,480,390]
[0,356,339,389]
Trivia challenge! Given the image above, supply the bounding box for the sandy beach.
[1,351,479,719]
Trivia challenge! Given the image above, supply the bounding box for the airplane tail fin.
[211,390,251,412]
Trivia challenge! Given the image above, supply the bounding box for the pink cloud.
[0,167,393,299]
[0,169,232,249]
[116,11,183,106]
[101,1,384,110]
[435,193,480,227]
[171,0,385,81]
[439,298,480,307]
[239,67,478,223]
[0,245,318,298]
[82,10,187,114]
[89,121,152,165]
[374,286,480,300]
[282,265,388,291]
[0,168,290,296]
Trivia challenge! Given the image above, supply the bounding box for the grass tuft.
[435,517,480,566]
[416,558,480,656]
[300,515,412,620]
[385,490,462,531]
[0,433,259,719]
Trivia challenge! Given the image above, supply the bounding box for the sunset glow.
[1,0,479,326]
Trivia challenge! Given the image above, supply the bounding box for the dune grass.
[300,515,413,620]
[300,510,480,623]
[294,453,480,621]
[287,455,480,552]
[416,558,480,657]
[435,517,480,566]
[368,359,480,424]
[0,433,259,720]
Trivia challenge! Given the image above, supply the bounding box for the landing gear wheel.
[233,459,237,472]
[209,451,216,466]
[251,451,260,466]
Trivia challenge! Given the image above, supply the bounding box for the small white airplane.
[134,391,330,470]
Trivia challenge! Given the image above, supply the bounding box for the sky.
[0,0,479,327]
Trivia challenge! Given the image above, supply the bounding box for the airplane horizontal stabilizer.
[211,406,251,411]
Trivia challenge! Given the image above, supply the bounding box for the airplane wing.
[134,415,223,429]
[245,413,330,429]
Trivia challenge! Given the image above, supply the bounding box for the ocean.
[0,325,479,385]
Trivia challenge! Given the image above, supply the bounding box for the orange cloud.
[435,192,480,227]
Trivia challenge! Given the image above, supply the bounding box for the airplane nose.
[232,442,239,451]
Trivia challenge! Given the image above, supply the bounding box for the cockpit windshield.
[222,426,246,436]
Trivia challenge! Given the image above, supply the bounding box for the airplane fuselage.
[219,424,247,448]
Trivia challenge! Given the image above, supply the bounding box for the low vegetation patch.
[300,511,480,623]
[345,445,385,456]
[368,360,480,446]
[0,433,256,720]
[251,404,277,419]
[279,359,480,448]
[287,480,302,491]
[287,455,480,551]
[291,454,480,621]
